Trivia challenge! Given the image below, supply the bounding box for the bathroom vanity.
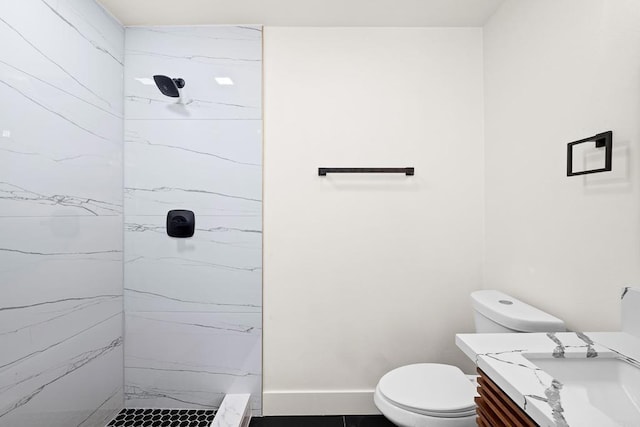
[457,287,640,426]
[475,368,536,426]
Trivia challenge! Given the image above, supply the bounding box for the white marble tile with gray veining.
[0,1,123,116]
[0,314,123,427]
[0,216,123,307]
[123,23,262,414]
[0,296,122,371]
[0,61,122,217]
[212,394,251,427]
[125,215,261,313]
[0,0,124,218]
[124,312,261,411]
[0,1,124,425]
[124,26,261,121]
[124,119,261,216]
[0,215,124,426]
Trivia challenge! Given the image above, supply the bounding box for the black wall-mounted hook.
[567,131,613,176]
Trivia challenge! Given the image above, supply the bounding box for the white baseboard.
[262,390,380,416]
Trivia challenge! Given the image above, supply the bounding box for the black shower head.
[153,75,186,98]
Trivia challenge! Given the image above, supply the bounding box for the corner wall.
[483,0,640,330]
[263,27,484,415]
[0,1,124,425]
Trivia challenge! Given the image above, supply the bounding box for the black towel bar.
[318,167,414,176]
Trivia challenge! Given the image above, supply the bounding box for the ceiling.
[97,0,505,27]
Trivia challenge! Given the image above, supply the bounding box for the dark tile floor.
[249,415,394,427]
[107,408,216,426]
[105,410,393,427]
[344,416,395,427]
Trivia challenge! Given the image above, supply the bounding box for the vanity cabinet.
[475,369,538,427]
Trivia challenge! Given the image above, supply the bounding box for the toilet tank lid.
[471,290,565,332]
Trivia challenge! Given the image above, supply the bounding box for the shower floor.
[106,408,216,427]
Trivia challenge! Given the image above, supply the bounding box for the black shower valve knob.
[166,210,195,238]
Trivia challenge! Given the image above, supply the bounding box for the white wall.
[484,0,640,331]
[263,27,484,415]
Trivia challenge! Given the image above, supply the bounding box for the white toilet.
[374,290,566,427]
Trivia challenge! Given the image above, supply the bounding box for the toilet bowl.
[374,290,565,427]
[374,364,476,427]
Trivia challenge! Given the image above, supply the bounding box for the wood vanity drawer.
[476,369,538,427]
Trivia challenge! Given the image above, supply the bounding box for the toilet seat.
[378,364,477,417]
[374,387,476,427]
[374,364,477,427]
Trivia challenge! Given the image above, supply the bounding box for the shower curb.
[211,394,252,427]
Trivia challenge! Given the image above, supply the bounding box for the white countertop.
[456,331,640,427]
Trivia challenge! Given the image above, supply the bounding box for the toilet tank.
[471,290,566,333]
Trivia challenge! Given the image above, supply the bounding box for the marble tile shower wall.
[123,27,262,413]
[0,1,124,427]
